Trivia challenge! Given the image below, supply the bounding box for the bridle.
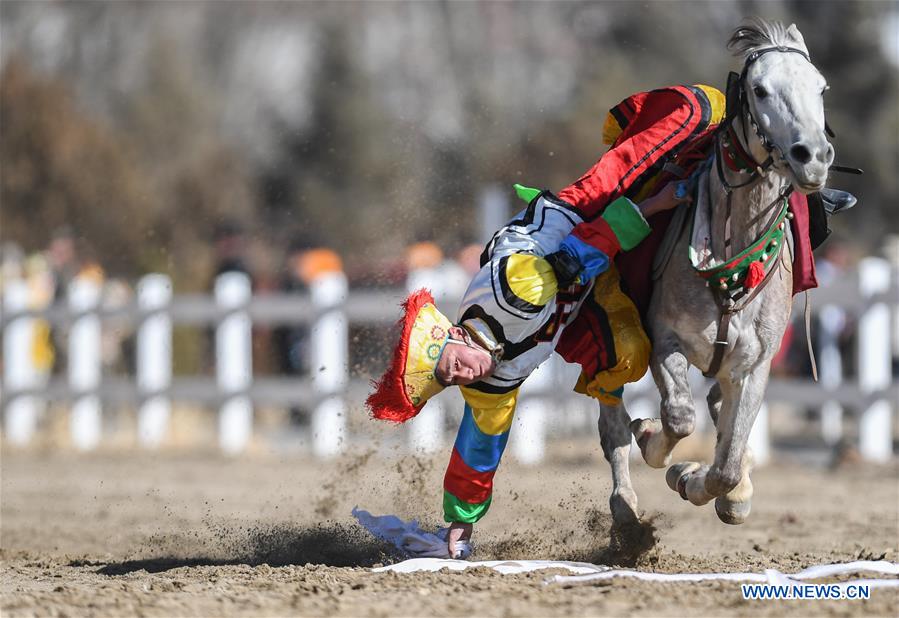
[716,45,816,194]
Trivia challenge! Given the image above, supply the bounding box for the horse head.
[727,18,834,193]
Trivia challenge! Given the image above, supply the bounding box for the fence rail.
[0,288,420,327]
[1,258,897,462]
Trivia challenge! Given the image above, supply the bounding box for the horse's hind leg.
[598,402,640,524]
[631,331,696,468]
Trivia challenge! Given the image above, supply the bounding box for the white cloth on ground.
[373,555,899,590]
[352,508,472,560]
[375,558,607,575]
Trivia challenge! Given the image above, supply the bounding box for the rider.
[367,85,727,558]
[367,178,690,558]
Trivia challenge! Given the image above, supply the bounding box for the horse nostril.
[790,144,812,164]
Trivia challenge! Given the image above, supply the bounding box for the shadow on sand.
[81,522,395,576]
[84,510,659,576]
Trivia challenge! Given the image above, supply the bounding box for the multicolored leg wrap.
[443,387,518,523]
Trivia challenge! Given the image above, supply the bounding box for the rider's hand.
[544,248,582,289]
[447,522,473,558]
[638,180,692,218]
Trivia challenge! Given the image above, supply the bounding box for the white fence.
[1,259,896,463]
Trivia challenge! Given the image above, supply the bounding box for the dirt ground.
[2,441,897,617]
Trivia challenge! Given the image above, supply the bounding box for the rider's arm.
[557,87,704,260]
[548,184,690,286]
[547,196,650,286]
[443,386,520,523]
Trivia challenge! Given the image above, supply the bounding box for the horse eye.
[753,85,768,99]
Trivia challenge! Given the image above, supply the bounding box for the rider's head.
[366,290,495,423]
[434,326,496,387]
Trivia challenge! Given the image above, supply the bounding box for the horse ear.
[786,23,809,54]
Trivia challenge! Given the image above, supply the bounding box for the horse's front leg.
[598,401,640,524]
[706,364,769,523]
[631,330,695,468]
[673,364,768,523]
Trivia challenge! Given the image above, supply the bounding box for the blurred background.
[0,0,897,464]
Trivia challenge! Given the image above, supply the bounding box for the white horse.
[599,18,834,526]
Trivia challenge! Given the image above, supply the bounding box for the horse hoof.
[610,489,640,525]
[666,462,702,499]
[629,418,670,468]
[629,418,656,446]
[715,496,751,525]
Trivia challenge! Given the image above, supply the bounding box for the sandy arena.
[2,440,897,617]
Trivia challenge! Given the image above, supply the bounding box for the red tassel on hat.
[366,289,434,423]
[744,261,765,289]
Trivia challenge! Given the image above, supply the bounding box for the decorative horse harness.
[698,46,812,378]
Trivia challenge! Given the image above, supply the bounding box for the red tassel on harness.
[744,261,765,289]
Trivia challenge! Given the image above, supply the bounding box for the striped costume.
[443,191,651,523]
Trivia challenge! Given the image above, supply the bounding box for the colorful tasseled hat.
[366,289,453,423]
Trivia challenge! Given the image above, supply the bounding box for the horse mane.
[727,17,809,59]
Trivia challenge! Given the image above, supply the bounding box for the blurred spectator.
[811,241,856,381]
[47,227,78,301]
[455,243,483,278]
[102,278,135,374]
[773,240,856,380]
[405,241,467,303]
[44,227,79,374]
[273,244,343,427]
[297,247,343,285]
[211,221,253,284]
[272,240,313,426]
[76,256,105,287]
[24,252,56,379]
[815,241,853,287]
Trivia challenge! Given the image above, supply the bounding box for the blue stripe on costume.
[559,234,611,284]
[454,404,509,473]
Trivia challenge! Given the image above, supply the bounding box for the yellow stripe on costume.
[574,265,650,405]
[602,111,623,146]
[631,175,664,203]
[504,254,558,308]
[693,84,727,125]
[460,386,519,436]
